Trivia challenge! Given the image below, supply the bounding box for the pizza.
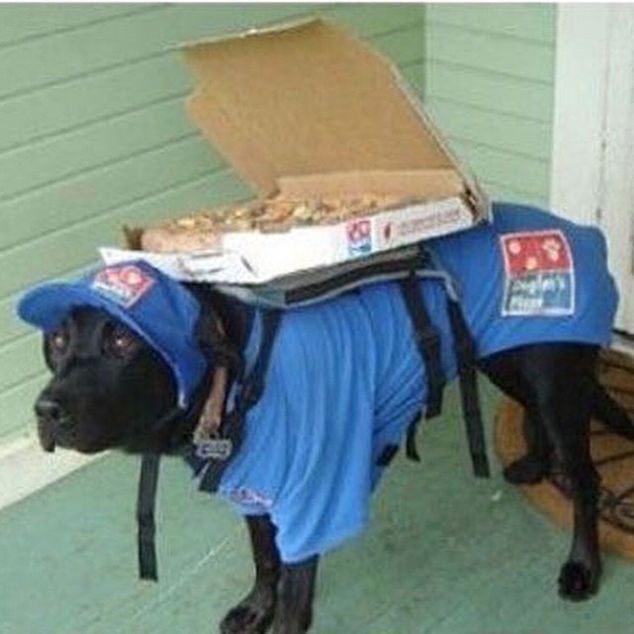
[140,194,404,253]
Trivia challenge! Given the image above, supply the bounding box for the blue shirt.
[199,202,618,563]
[430,203,618,356]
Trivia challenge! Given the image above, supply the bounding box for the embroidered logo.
[500,230,575,317]
[346,219,372,256]
[91,264,154,308]
[228,487,273,509]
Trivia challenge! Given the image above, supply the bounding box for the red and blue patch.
[500,230,575,317]
[91,264,155,308]
[346,219,372,257]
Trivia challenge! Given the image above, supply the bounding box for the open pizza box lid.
[101,17,490,285]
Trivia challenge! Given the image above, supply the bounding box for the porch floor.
[2,382,634,634]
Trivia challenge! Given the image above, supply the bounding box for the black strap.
[198,309,282,493]
[405,414,422,462]
[237,309,282,411]
[134,310,280,583]
[446,298,490,478]
[137,453,161,581]
[134,403,190,582]
[399,272,445,419]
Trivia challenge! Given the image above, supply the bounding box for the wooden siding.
[0,4,557,444]
[422,3,556,204]
[0,4,425,442]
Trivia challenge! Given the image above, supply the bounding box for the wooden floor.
[2,382,634,634]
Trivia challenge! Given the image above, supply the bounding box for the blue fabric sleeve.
[270,451,373,563]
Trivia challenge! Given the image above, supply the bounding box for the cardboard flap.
[182,18,454,196]
[277,170,464,199]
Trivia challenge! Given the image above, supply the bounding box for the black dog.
[24,204,634,634]
[31,302,634,633]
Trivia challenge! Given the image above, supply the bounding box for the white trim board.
[550,4,611,225]
[0,436,100,511]
[600,8,634,334]
[551,5,634,332]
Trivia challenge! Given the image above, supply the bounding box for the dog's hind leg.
[220,515,280,634]
[503,406,551,485]
[522,345,602,601]
[480,349,551,484]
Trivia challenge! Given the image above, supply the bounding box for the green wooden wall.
[0,3,425,442]
[0,3,556,445]
[420,3,556,205]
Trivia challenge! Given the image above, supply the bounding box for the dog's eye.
[107,328,137,357]
[113,333,133,351]
[50,330,68,352]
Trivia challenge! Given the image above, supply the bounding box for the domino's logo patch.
[91,264,155,308]
[346,219,372,257]
[500,230,575,317]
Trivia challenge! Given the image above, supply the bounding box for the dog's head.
[36,307,184,454]
[17,262,211,455]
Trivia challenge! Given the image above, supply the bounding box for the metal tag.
[195,438,233,461]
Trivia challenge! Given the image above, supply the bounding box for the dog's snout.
[35,397,66,423]
[34,396,71,453]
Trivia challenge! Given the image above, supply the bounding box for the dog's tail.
[591,379,634,440]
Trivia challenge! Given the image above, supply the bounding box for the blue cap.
[16,261,209,408]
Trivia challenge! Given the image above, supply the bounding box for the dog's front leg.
[272,556,319,634]
[220,515,280,634]
[553,429,602,601]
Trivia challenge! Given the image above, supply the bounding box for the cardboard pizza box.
[101,18,489,284]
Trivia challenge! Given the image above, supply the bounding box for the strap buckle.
[194,435,234,461]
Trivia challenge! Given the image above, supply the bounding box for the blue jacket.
[196,202,618,563]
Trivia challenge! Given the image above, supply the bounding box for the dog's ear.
[189,286,243,376]
[195,302,242,373]
[195,305,220,355]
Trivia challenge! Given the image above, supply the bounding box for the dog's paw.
[220,606,271,634]
[220,586,275,634]
[503,455,548,485]
[557,561,599,601]
[271,610,313,634]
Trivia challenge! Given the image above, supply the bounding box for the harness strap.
[398,272,445,419]
[198,309,282,493]
[405,413,422,462]
[137,453,161,581]
[237,309,283,411]
[135,402,184,581]
[446,297,490,478]
[135,309,280,582]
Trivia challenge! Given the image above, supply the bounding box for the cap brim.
[17,282,157,352]
[18,283,111,331]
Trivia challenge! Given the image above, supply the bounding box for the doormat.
[495,347,634,560]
